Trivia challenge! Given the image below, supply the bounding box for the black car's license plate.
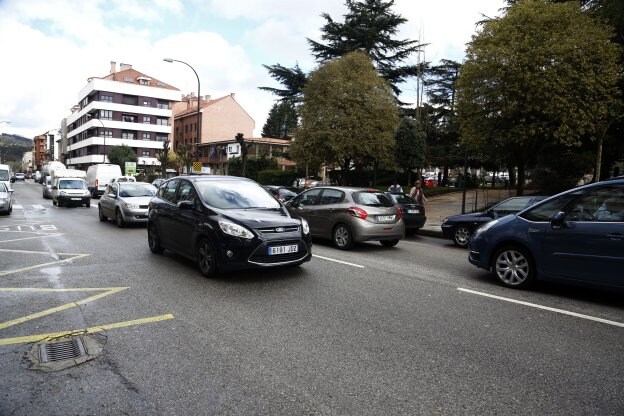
[268,244,298,255]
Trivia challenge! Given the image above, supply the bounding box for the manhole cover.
[28,335,104,372]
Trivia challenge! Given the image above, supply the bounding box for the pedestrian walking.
[409,180,427,205]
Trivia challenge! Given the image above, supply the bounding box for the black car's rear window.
[353,191,395,207]
[390,193,417,204]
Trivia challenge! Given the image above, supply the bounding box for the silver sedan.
[98,182,157,227]
[0,182,13,215]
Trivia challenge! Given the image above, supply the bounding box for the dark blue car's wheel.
[453,225,471,248]
[492,246,535,289]
[197,238,217,277]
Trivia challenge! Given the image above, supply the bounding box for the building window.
[122,114,136,123]
[157,100,169,109]
[99,130,112,138]
[139,79,149,85]
[122,131,135,140]
[184,125,188,133]
[143,99,151,106]
[156,134,167,142]
[156,117,168,126]
[142,150,150,157]
[122,95,138,105]
[143,116,151,124]
[101,94,113,102]
[100,110,112,120]
[142,133,151,140]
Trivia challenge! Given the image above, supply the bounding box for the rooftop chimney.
[230,93,235,98]
[110,61,117,74]
[120,63,132,71]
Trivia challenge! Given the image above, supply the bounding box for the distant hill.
[0,133,33,164]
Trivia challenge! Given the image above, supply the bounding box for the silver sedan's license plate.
[269,244,298,255]
[377,215,395,221]
[407,209,419,214]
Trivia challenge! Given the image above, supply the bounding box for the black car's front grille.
[249,239,309,265]
[139,205,149,209]
[256,225,300,235]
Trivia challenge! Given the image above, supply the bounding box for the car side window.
[319,189,344,205]
[521,191,582,222]
[160,179,179,203]
[576,185,624,222]
[176,180,197,205]
[297,189,322,206]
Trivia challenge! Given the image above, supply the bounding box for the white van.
[51,169,90,208]
[41,161,66,184]
[0,164,12,191]
[86,164,122,198]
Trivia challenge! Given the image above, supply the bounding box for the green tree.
[155,139,171,177]
[394,117,426,186]
[457,0,620,194]
[260,0,425,101]
[107,145,137,174]
[261,101,298,139]
[295,51,399,185]
[176,144,193,174]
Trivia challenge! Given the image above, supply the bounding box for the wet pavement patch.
[28,334,105,372]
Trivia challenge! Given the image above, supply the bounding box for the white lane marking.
[32,205,45,209]
[458,287,624,328]
[12,205,22,210]
[313,254,365,268]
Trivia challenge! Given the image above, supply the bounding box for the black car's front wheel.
[492,245,535,289]
[148,223,164,254]
[197,238,217,277]
[453,225,471,248]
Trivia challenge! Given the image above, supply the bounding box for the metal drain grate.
[38,337,87,363]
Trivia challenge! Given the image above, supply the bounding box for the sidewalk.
[418,188,517,237]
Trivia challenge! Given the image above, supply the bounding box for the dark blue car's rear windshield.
[353,191,395,207]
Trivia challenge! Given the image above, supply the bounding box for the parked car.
[0,182,13,215]
[110,175,136,184]
[14,172,25,181]
[263,185,300,203]
[99,181,157,227]
[468,178,624,291]
[384,192,426,234]
[42,176,52,199]
[285,186,405,250]
[442,195,549,247]
[147,175,312,277]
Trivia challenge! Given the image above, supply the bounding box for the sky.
[0,0,506,140]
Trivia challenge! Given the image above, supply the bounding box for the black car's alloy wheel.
[333,223,353,250]
[197,238,217,277]
[453,225,471,248]
[492,245,535,289]
[148,223,164,254]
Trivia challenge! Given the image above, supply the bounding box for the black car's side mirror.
[177,200,194,210]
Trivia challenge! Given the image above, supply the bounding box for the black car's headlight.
[218,220,254,239]
[301,218,309,234]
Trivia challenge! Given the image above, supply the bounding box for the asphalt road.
[1,180,623,415]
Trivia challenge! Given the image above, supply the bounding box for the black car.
[148,175,312,277]
[263,185,300,203]
[384,192,426,234]
[441,195,549,247]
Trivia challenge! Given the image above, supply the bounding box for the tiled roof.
[98,68,179,91]
[174,95,229,118]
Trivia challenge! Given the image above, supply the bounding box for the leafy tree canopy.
[457,0,620,193]
[294,51,399,183]
[262,101,298,139]
[107,145,137,174]
[394,117,426,175]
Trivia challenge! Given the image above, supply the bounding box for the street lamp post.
[86,114,106,163]
[163,58,201,173]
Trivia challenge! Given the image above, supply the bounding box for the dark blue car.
[468,178,624,291]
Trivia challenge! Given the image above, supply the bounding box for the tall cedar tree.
[457,0,620,194]
[260,0,424,103]
[295,51,399,184]
[394,117,426,187]
[262,101,298,139]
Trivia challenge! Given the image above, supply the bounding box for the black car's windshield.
[353,191,395,207]
[389,193,417,204]
[119,183,157,197]
[197,180,282,209]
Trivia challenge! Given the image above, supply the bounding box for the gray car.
[285,186,405,249]
[0,182,13,215]
[42,176,52,199]
[98,182,157,227]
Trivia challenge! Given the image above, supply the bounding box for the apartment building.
[64,62,180,172]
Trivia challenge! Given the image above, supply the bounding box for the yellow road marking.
[0,314,175,346]
[0,287,128,330]
[0,253,90,276]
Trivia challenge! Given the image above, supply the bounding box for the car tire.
[115,209,125,228]
[52,199,57,206]
[197,237,217,277]
[148,223,164,254]
[333,223,353,250]
[453,225,471,248]
[85,200,90,208]
[492,245,535,289]
[380,239,399,247]
[98,206,107,222]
